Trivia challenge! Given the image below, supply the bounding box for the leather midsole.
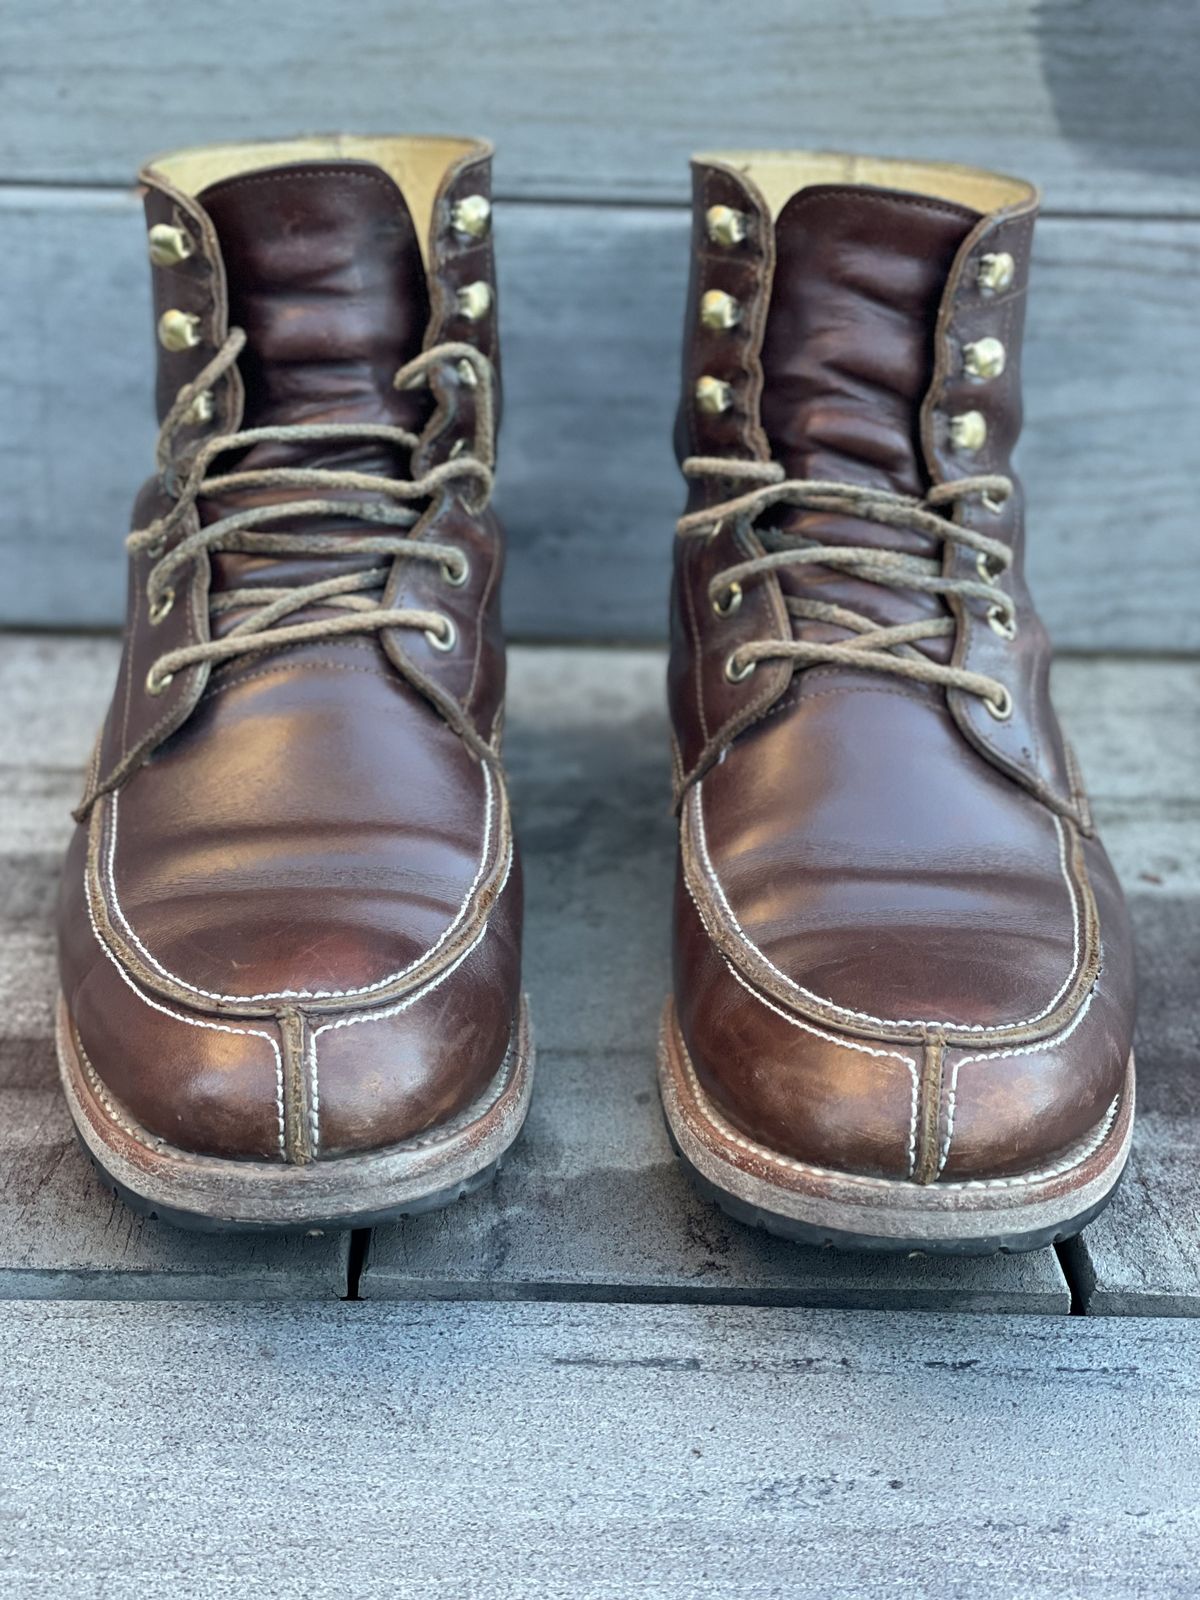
[57,993,534,1226]
[658,999,1134,1241]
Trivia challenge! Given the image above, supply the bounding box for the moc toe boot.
[56,136,532,1230]
[659,151,1136,1253]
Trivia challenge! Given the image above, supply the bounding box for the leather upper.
[57,137,522,1165]
[669,152,1135,1185]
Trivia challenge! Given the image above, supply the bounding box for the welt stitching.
[692,781,1083,1034]
[75,1032,172,1155]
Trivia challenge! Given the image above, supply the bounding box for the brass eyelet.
[426,616,457,653]
[962,337,1007,382]
[183,390,215,427]
[695,375,734,416]
[981,489,1008,515]
[712,581,743,618]
[705,205,748,248]
[442,555,470,588]
[145,666,174,696]
[148,588,175,626]
[977,251,1015,295]
[986,604,1017,641]
[699,289,742,331]
[949,410,987,453]
[984,686,1013,721]
[157,309,202,352]
[147,223,195,268]
[724,651,757,684]
[145,535,167,560]
[976,551,1005,583]
[450,194,492,241]
[456,281,492,322]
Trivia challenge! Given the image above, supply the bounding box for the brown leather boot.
[659,152,1136,1253]
[56,137,532,1229]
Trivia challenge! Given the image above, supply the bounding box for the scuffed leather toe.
[675,874,920,1180]
[60,833,287,1162]
[309,872,523,1157]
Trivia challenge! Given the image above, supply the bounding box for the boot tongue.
[201,161,431,440]
[758,184,978,650]
[196,161,434,621]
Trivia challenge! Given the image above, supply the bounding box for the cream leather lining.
[146,135,481,266]
[697,149,1034,219]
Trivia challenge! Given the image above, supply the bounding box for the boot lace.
[128,329,496,696]
[677,457,1017,720]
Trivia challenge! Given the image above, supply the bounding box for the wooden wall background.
[1,0,1197,645]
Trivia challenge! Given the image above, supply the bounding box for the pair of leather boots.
[56,136,1136,1254]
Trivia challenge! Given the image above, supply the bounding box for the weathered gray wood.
[1066,896,1200,1316]
[1050,657,1200,1312]
[2,1298,1199,1597]
[2,188,1196,648]
[0,1074,352,1300]
[365,647,1070,1310]
[0,936,352,1300]
[3,0,1198,215]
[1,640,1194,1309]
[1057,656,1200,902]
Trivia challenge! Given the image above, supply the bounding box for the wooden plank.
[1052,657,1200,1311]
[0,1075,352,1300]
[2,0,1198,214]
[2,188,1197,649]
[1066,900,1200,1316]
[1,1298,1199,1596]
[0,935,352,1301]
[0,641,1193,1310]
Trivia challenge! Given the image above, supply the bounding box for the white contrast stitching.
[936,977,1100,1177]
[721,956,921,1178]
[314,922,488,1041]
[691,783,1082,1034]
[74,1032,173,1155]
[103,767,497,1003]
[84,858,287,1157]
[307,851,510,1103]
[307,1030,321,1156]
[676,1022,1120,1193]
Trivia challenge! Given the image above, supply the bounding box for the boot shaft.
[668,151,1080,819]
[676,151,1036,492]
[140,135,500,458]
[77,135,509,822]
